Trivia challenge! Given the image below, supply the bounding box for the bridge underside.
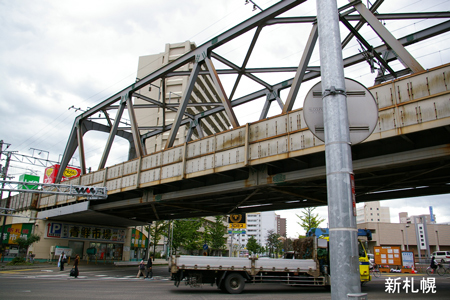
[82,125,450,224]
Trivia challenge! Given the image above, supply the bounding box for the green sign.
[0,223,33,244]
[18,174,40,190]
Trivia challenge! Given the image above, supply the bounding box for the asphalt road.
[1,264,449,299]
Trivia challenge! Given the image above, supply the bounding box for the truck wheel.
[224,273,245,294]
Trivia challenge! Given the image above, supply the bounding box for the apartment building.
[356,201,390,224]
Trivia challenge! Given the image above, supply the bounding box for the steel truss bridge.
[3,0,450,226]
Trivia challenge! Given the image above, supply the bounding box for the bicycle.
[370,264,380,278]
[426,264,446,276]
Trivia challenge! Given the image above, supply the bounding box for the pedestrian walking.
[145,255,153,279]
[58,251,67,271]
[73,254,80,278]
[137,260,145,278]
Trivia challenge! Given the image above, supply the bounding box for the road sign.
[303,78,378,145]
[228,231,246,234]
[229,223,246,229]
[203,243,208,250]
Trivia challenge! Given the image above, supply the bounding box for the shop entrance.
[68,241,84,259]
[88,242,123,262]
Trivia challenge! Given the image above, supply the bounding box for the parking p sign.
[47,223,62,238]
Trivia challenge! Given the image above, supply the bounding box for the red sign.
[350,174,356,216]
[44,164,81,183]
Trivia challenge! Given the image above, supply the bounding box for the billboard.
[18,174,40,190]
[44,164,81,184]
[0,223,33,244]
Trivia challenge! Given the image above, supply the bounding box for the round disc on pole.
[303,78,378,145]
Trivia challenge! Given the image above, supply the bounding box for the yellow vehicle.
[358,240,371,284]
[307,228,372,284]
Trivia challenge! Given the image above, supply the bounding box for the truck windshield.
[358,241,367,258]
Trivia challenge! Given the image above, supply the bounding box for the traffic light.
[70,185,106,198]
[74,187,95,194]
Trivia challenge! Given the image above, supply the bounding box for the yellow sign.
[229,223,246,229]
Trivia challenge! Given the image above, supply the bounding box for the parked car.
[431,251,450,263]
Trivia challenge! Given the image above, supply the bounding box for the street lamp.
[405,224,410,251]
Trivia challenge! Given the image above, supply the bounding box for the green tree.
[171,218,202,255]
[266,229,282,258]
[246,235,261,255]
[14,233,40,259]
[296,207,325,236]
[147,220,168,260]
[204,216,227,255]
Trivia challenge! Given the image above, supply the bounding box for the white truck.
[170,237,330,294]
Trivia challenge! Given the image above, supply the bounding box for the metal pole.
[170,220,174,258]
[316,1,361,298]
[405,224,410,251]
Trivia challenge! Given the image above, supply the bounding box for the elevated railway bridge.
[2,0,450,227]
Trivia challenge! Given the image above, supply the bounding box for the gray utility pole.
[316,1,361,299]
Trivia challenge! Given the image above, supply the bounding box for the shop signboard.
[46,222,125,243]
[43,164,81,184]
[228,214,247,229]
[0,223,33,244]
[131,229,147,248]
[55,246,72,256]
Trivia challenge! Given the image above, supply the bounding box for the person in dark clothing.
[59,251,67,271]
[145,255,153,278]
[430,255,437,271]
[73,254,80,278]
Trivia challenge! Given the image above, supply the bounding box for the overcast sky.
[1,0,449,237]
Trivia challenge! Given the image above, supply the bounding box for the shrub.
[8,257,26,265]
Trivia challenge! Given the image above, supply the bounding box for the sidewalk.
[0,259,168,271]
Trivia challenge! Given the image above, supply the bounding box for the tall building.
[276,214,287,237]
[134,41,231,153]
[399,212,436,224]
[228,211,277,254]
[356,201,390,224]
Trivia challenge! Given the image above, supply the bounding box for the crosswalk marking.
[0,272,170,281]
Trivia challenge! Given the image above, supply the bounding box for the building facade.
[356,201,390,224]
[358,221,450,260]
[276,214,287,237]
[227,211,278,256]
